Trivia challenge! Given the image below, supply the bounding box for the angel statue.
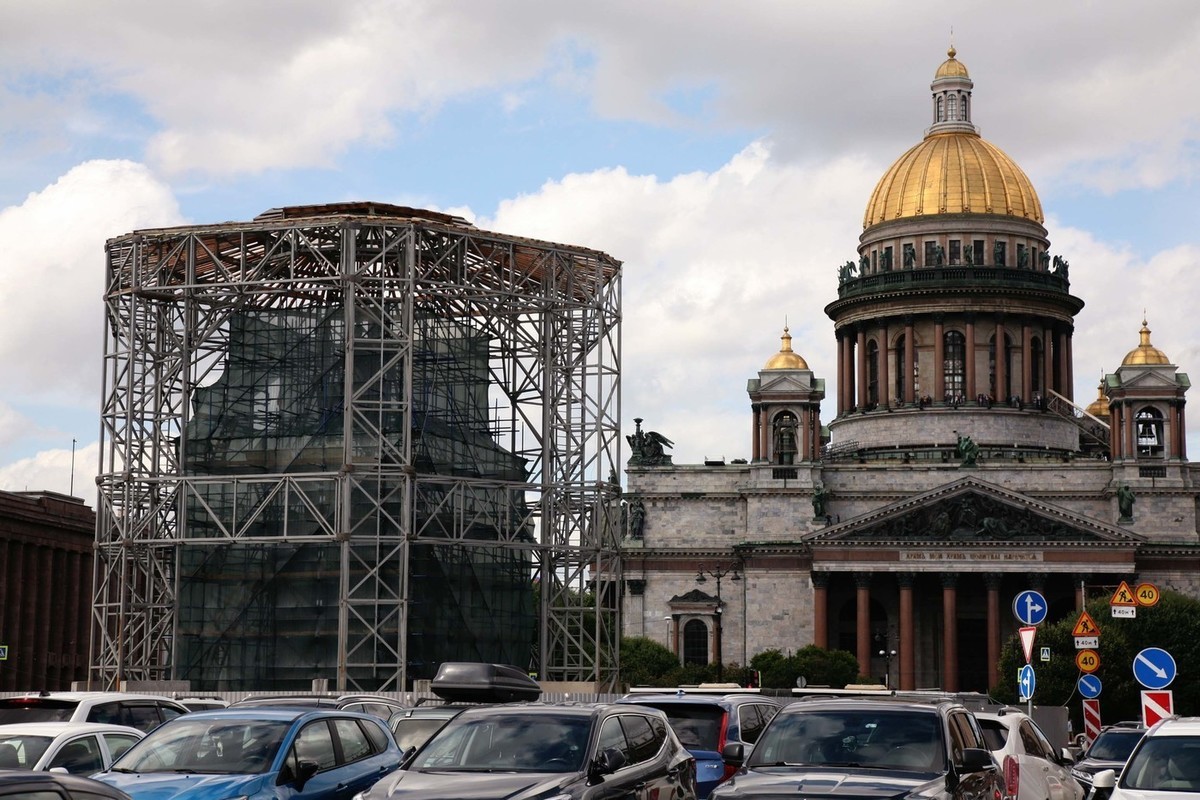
[627,417,674,466]
[838,260,857,285]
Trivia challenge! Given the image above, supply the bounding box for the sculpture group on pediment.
[627,417,674,466]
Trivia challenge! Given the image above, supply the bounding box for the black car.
[358,702,698,800]
[709,696,1000,800]
[1069,723,1145,798]
[0,769,133,799]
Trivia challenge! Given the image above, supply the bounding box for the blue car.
[92,707,402,800]
[618,691,780,798]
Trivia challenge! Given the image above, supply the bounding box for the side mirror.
[1058,747,1076,766]
[588,747,626,783]
[958,747,996,773]
[399,746,416,768]
[722,742,746,768]
[1092,769,1116,790]
[292,759,320,790]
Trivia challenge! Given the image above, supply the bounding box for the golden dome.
[764,326,809,370]
[1085,377,1109,418]
[935,46,969,79]
[1121,319,1171,366]
[863,132,1043,228]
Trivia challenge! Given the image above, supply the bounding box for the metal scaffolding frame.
[93,204,623,691]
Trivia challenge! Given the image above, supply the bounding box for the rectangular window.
[924,242,936,267]
[949,240,961,265]
[883,246,893,271]
[973,240,985,265]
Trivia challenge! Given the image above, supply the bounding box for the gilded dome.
[1121,319,1171,366]
[1085,378,1109,418]
[764,326,809,370]
[935,46,969,79]
[863,132,1043,228]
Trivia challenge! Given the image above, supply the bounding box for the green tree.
[750,646,860,689]
[619,636,680,688]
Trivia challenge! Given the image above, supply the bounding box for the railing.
[837,266,1070,299]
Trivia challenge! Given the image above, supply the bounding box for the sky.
[2,0,1200,497]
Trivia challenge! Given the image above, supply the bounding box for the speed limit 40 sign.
[1076,649,1101,673]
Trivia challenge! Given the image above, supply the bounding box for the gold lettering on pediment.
[900,550,1043,562]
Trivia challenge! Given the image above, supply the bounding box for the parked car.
[230,694,405,720]
[356,702,698,800]
[708,696,1001,800]
[976,708,1083,800]
[0,722,143,775]
[1070,722,1145,798]
[92,706,403,800]
[0,693,189,733]
[176,697,229,712]
[1092,716,1200,798]
[0,770,133,799]
[618,689,780,798]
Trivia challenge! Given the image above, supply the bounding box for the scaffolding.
[93,203,623,691]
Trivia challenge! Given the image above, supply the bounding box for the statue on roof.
[933,243,946,266]
[838,260,857,284]
[955,433,979,467]
[1041,251,1051,270]
[627,418,674,466]
[1053,255,1070,279]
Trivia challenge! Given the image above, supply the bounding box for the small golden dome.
[864,132,1043,228]
[1085,377,1109,418]
[1121,319,1171,366]
[765,326,809,370]
[935,46,969,79]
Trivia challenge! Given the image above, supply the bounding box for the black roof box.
[431,662,542,703]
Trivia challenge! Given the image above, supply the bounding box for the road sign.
[1073,610,1101,637]
[1013,590,1048,626]
[1019,626,1037,664]
[1076,649,1101,673]
[1133,647,1177,689]
[1083,698,1102,746]
[1136,583,1161,607]
[1078,674,1103,699]
[1112,606,1136,618]
[1040,646,1051,662]
[0,645,6,661]
[1018,664,1036,701]
[1142,690,1174,727]
[1111,581,1137,606]
[1075,636,1099,649]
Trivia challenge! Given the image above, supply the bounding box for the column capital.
[896,571,916,589]
[1028,572,1048,590]
[854,572,873,589]
[810,571,830,589]
[983,573,1003,590]
[941,572,959,589]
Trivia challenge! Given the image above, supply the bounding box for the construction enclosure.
[93,203,623,691]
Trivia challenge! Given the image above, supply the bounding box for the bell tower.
[748,327,825,464]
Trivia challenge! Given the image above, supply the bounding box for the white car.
[976,709,1084,800]
[0,722,144,775]
[0,692,188,733]
[1093,716,1200,799]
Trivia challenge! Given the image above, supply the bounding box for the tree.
[619,637,680,688]
[749,646,860,689]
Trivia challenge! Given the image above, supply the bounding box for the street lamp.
[878,648,897,689]
[696,563,741,681]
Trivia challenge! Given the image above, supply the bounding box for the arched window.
[936,96,944,122]
[867,341,880,408]
[988,333,1013,400]
[683,619,708,665]
[961,95,969,121]
[1136,407,1165,458]
[947,94,958,121]
[1030,337,1044,395]
[894,335,906,403]
[944,331,966,400]
[773,411,798,465]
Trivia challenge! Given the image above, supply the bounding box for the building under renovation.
[94,203,623,691]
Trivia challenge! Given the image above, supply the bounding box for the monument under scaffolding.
[93,202,623,691]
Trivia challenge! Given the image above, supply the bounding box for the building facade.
[620,49,1198,693]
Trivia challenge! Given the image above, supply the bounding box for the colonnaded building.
[620,48,1198,693]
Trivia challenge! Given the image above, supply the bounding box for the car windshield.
[0,735,53,769]
[114,718,287,774]
[411,714,590,773]
[640,704,724,751]
[1121,736,1200,791]
[747,708,944,773]
[1087,730,1143,761]
[393,718,453,752]
[0,699,78,724]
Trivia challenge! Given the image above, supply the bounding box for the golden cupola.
[1085,376,1110,419]
[764,326,809,370]
[1121,318,1171,366]
[863,47,1043,229]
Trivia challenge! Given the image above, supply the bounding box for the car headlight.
[1071,769,1092,783]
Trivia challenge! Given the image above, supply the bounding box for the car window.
[392,718,451,751]
[158,703,184,722]
[598,716,628,759]
[49,735,104,774]
[0,792,61,799]
[362,703,395,719]
[648,704,724,750]
[1088,730,1143,761]
[123,704,165,732]
[620,714,659,765]
[947,712,978,764]
[411,714,589,772]
[293,720,338,772]
[979,719,1008,751]
[87,702,124,726]
[0,733,53,768]
[1122,737,1200,790]
[361,718,389,752]
[739,705,763,743]
[749,708,944,772]
[104,733,141,760]
[0,699,79,724]
[333,719,373,764]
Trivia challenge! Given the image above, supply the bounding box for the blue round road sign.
[1018,664,1036,701]
[1013,590,1049,626]
[1133,647,1177,689]
[1078,674,1102,699]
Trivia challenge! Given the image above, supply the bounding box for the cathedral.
[619,48,1198,693]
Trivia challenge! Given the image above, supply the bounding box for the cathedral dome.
[935,46,969,79]
[863,133,1043,228]
[1085,378,1109,418]
[764,327,809,369]
[1121,319,1171,366]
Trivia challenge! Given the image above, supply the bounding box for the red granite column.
[986,573,1001,691]
[942,574,958,693]
[933,316,945,401]
[856,573,872,675]
[751,404,760,461]
[965,316,977,399]
[812,572,829,649]
[857,328,869,410]
[904,318,915,404]
[1066,328,1075,402]
[1022,322,1033,403]
[898,573,915,690]
[879,322,890,408]
[995,317,1007,401]
[1180,401,1188,460]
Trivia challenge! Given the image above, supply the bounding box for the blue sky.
[2,0,1199,494]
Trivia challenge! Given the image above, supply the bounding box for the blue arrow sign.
[1078,674,1102,699]
[1018,664,1036,701]
[1013,590,1049,626]
[1133,647,1176,689]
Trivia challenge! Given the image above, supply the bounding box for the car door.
[948,711,996,800]
[282,718,343,799]
[588,714,657,800]
[329,718,393,798]
[100,732,141,768]
[45,734,104,775]
[1021,719,1080,800]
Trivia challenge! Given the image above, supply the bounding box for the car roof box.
[431,662,542,703]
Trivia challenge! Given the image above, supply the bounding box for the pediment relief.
[758,373,814,393]
[1117,369,1180,389]
[808,478,1139,546]
[668,588,719,605]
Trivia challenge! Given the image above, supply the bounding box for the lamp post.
[696,563,741,681]
[878,648,897,689]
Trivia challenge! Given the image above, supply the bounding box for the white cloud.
[0,440,97,498]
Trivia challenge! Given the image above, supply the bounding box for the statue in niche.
[812,485,829,519]
[964,246,973,266]
[1117,484,1136,521]
[838,260,857,284]
[860,254,870,273]
[880,249,893,271]
[956,433,980,467]
[993,241,1004,266]
[626,497,646,539]
[1041,251,1051,270]
[903,247,915,268]
[1018,248,1029,269]
[933,244,946,266]
[627,417,674,466]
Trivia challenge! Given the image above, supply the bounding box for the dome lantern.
[764,326,809,370]
[1121,318,1171,366]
